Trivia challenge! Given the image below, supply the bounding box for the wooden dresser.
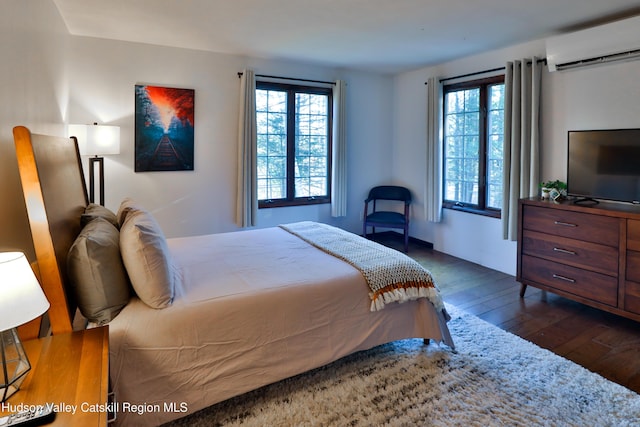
[517,197,640,322]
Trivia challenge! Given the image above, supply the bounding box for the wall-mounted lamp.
[0,252,50,402]
[69,123,120,206]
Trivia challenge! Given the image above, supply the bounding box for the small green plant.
[540,179,567,200]
[539,180,567,190]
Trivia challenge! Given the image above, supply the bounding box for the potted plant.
[540,180,567,201]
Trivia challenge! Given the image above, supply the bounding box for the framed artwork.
[134,85,195,172]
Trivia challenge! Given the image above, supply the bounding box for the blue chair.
[363,185,412,252]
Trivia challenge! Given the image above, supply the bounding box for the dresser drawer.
[628,220,640,251]
[624,280,640,315]
[522,205,619,247]
[624,282,640,314]
[627,250,640,282]
[521,255,618,306]
[522,230,618,276]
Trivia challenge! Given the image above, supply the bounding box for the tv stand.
[517,198,640,323]
[573,197,599,206]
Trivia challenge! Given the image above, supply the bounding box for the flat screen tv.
[567,129,640,205]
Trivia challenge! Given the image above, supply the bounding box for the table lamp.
[68,123,121,206]
[0,252,50,402]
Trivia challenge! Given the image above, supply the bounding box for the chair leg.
[404,227,409,252]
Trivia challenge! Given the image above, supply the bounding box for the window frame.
[256,81,333,209]
[442,75,505,218]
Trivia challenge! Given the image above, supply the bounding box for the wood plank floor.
[373,233,640,394]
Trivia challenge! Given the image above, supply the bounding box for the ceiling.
[52,0,640,74]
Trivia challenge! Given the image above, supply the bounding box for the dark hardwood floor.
[373,233,640,394]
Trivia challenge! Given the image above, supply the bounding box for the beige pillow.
[116,197,146,227]
[67,217,131,324]
[120,208,175,309]
[81,203,119,229]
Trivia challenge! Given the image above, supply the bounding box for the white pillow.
[116,197,146,227]
[120,208,175,309]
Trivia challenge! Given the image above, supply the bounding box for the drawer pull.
[552,274,576,283]
[553,247,576,255]
[554,221,577,227]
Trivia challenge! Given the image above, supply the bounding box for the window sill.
[443,204,501,219]
[259,198,330,209]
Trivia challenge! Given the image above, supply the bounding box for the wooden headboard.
[13,126,88,335]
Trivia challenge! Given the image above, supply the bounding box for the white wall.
[1,1,393,261]
[6,1,640,276]
[0,0,69,258]
[541,59,640,180]
[393,39,640,275]
[65,37,394,239]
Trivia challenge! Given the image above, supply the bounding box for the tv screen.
[567,129,640,204]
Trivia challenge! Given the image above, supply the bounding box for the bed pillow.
[67,217,131,324]
[116,197,145,227]
[120,208,176,309]
[81,203,119,229]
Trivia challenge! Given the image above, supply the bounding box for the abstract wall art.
[135,85,195,172]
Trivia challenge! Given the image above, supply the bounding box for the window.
[442,76,505,217]
[256,82,332,208]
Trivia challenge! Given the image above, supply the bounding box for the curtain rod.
[426,58,547,85]
[237,72,335,86]
[439,66,505,83]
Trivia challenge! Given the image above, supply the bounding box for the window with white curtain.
[442,75,505,217]
[256,81,332,208]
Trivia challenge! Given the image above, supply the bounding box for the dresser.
[517,198,640,322]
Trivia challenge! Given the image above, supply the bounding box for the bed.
[13,126,454,426]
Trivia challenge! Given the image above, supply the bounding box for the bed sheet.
[108,226,450,426]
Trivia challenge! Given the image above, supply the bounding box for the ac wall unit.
[546,15,640,71]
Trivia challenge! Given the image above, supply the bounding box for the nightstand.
[0,327,109,426]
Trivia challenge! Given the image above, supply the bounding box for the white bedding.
[108,226,452,426]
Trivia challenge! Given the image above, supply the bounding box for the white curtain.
[426,76,443,222]
[331,79,347,217]
[236,69,257,227]
[502,58,542,240]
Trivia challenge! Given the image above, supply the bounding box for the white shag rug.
[163,304,640,426]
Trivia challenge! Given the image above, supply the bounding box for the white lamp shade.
[0,252,50,332]
[68,124,120,156]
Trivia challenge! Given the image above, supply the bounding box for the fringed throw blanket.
[279,222,444,312]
